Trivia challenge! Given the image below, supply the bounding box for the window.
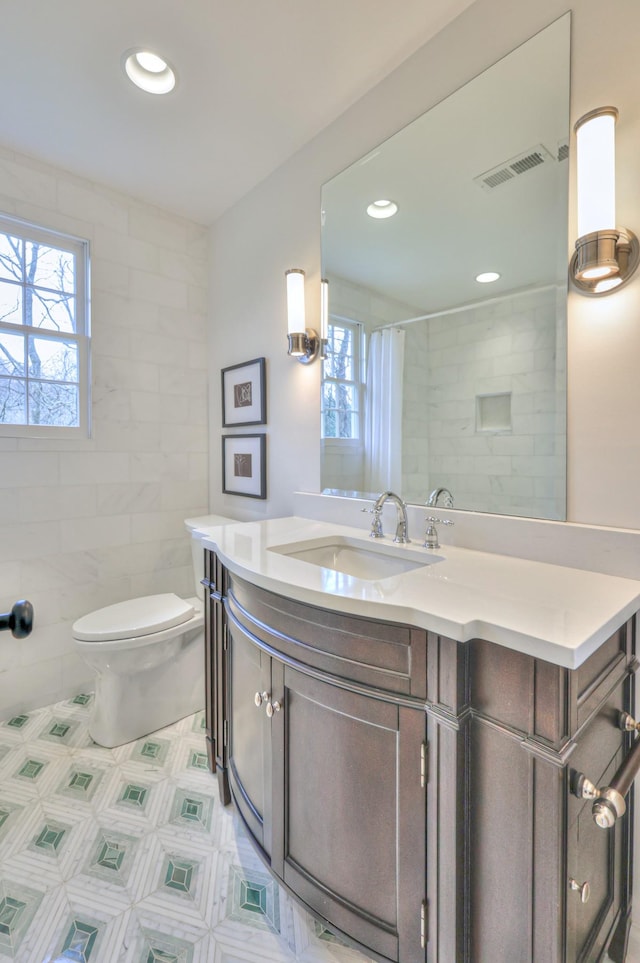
[321,318,364,439]
[0,215,90,435]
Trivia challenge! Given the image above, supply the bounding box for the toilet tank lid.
[72,594,195,642]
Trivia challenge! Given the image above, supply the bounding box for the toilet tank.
[184,515,237,600]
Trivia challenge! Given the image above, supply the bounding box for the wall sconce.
[570,106,639,295]
[285,269,325,364]
[320,277,329,360]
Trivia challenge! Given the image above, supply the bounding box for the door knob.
[266,700,282,718]
[254,691,269,708]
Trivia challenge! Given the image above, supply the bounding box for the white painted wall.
[0,146,210,717]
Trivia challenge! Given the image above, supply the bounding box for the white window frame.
[0,213,90,438]
[321,315,365,443]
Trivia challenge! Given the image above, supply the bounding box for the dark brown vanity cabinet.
[203,550,638,963]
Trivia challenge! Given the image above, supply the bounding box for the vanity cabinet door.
[270,663,426,963]
[566,794,624,962]
[204,550,231,801]
[227,620,273,859]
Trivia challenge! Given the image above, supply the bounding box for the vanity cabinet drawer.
[568,679,626,830]
[566,749,626,963]
[574,622,631,732]
[227,574,428,699]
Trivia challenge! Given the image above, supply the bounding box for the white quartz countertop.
[195,516,640,669]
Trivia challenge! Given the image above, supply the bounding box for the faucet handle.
[423,516,454,550]
[361,505,384,538]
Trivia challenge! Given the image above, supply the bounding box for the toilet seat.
[72,593,195,642]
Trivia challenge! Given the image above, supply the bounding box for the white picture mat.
[222,359,264,425]
[223,434,264,496]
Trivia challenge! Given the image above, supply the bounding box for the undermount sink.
[269,535,443,581]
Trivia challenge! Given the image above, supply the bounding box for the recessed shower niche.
[476,392,512,433]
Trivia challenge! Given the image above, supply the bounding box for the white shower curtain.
[364,327,405,493]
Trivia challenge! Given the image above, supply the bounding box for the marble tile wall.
[0,147,210,718]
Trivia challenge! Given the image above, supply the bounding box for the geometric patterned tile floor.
[0,695,374,963]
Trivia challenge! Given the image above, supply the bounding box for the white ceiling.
[0,0,476,225]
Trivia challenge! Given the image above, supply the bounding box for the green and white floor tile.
[0,696,374,963]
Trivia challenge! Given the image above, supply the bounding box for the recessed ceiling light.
[475,271,501,283]
[367,200,398,219]
[123,49,176,95]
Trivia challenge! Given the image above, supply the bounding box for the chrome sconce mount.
[287,328,320,365]
[570,227,640,296]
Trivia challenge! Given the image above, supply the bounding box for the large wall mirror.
[320,14,570,520]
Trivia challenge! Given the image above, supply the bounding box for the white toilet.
[72,515,235,748]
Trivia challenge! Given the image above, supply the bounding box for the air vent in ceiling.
[474,144,556,192]
[557,140,569,162]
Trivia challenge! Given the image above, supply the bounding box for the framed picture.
[221,357,266,427]
[222,433,267,499]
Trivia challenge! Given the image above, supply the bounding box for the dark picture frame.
[221,357,266,427]
[222,433,267,499]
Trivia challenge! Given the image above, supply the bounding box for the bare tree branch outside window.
[322,321,362,439]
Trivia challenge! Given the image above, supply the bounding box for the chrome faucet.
[372,491,410,544]
[426,487,454,509]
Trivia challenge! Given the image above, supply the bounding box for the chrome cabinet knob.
[620,711,640,732]
[266,700,282,718]
[254,691,269,708]
[569,878,591,904]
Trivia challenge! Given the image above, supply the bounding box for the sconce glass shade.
[570,106,640,295]
[320,278,329,341]
[285,268,319,364]
[286,269,306,337]
[575,108,617,239]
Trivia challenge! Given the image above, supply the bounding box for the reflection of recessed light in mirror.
[123,49,176,94]
[594,276,623,294]
[475,272,501,283]
[367,200,398,219]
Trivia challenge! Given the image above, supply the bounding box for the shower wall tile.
[0,145,210,717]
[402,286,566,518]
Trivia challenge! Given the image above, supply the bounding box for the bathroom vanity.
[198,517,640,962]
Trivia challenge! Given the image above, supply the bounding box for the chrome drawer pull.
[572,734,640,828]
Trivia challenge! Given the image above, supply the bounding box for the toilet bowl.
[72,514,235,748]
